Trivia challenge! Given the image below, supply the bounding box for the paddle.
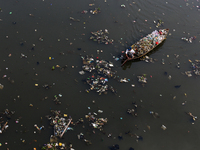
[121,58,131,67]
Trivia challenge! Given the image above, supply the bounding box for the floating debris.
[174,85,181,88]
[127,102,138,117]
[161,124,167,130]
[185,71,192,77]
[181,36,196,43]
[137,74,147,83]
[20,53,27,58]
[176,62,180,69]
[81,55,129,95]
[150,111,160,118]
[140,56,154,63]
[46,110,72,138]
[85,75,117,95]
[41,141,68,150]
[90,29,114,44]
[77,133,92,145]
[90,8,101,15]
[69,17,80,22]
[0,109,15,133]
[81,10,88,14]
[185,59,200,77]
[120,78,130,83]
[161,59,165,64]
[0,84,4,89]
[154,19,164,28]
[121,4,126,8]
[85,112,108,132]
[79,70,85,75]
[89,3,95,6]
[187,112,197,122]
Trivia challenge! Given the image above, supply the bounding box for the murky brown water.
[0,0,200,149]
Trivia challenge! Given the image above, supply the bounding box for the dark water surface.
[1,0,200,149]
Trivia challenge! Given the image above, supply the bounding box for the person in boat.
[125,47,135,59]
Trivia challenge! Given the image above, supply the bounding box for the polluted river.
[0,0,200,150]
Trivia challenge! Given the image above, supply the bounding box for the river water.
[0,0,200,150]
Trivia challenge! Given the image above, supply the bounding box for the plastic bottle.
[98,110,103,113]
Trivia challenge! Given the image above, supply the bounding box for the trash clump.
[46,110,73,138]
[41,142,66,150]
[0,109,15,133]
[81,55,129,95]
[185,71,192,77]
[140,56,155,63]
[53,94,63,105]
[90,7,101,14]
[90,29,114,44]
[85,75,116,95]
[153,19,164,28]
[81,7,100,15]
[137,74,147,84]
[126,102,138,117]
[184,59,200,77]
[41,137,72,150]
[85,112,108,132]
[181,36,196,43]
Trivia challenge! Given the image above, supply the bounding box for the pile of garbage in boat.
[80,55,130,95]
[184,59,200,77]
[46,110,73,138]
[90,29,114,44]
[0,109,15,134]
[130,29,168,56]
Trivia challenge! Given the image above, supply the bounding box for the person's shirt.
[130,49,135,54]
[125,49,129,54]
[126,49,135,54]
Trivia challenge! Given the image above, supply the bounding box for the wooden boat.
[121,29,169,66]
